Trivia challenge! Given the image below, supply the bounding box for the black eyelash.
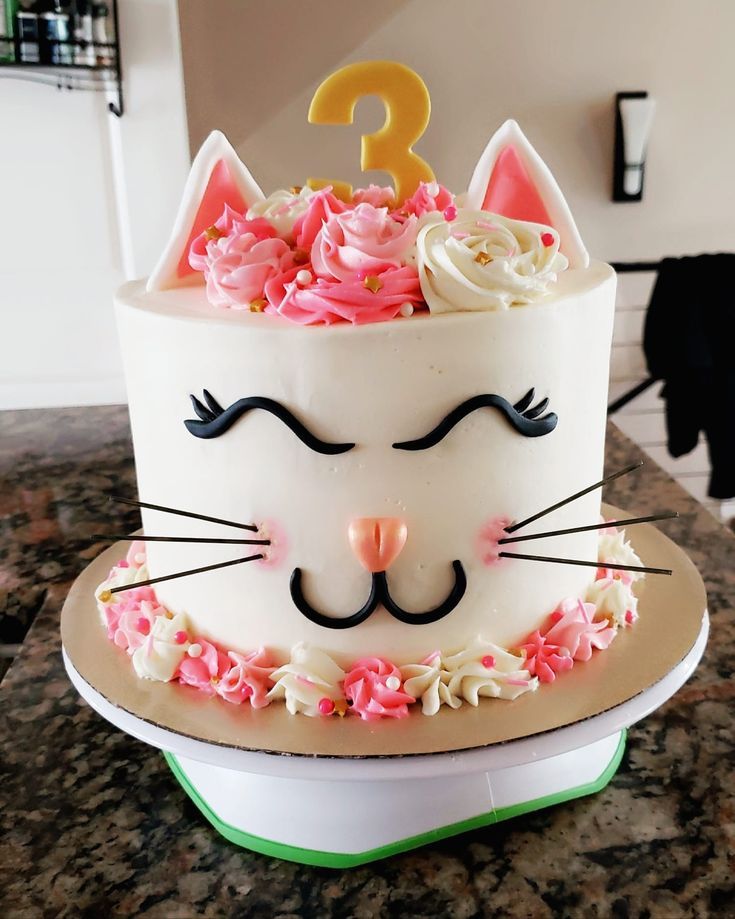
[392,389,558,451]
[185,390,355,455]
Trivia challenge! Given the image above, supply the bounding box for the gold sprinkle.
[292,248,309,265]
[474,251,492,266]
[204,225,224,241]
[290,185,303,195]
[249,298,267,313]
[363,275,383,294]
[98,590,112,603]
[334,699,349,717]
[165,610,173,619]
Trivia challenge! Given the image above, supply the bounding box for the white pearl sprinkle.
[295,269,313,286]
[188,643,202,658]
[399,302,414,318]
[386,675,401,691]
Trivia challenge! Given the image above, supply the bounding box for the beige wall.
[178,0,735,263]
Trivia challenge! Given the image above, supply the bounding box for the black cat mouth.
[289,561,467,630]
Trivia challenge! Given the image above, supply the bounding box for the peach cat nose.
[348,518,408,573]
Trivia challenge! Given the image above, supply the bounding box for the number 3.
[307,60,436,205]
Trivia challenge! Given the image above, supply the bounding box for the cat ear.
[147,131,265,292]
[466,120,589,269]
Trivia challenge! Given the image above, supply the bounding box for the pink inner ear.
[176,158,249,279]
[482,146,553,227]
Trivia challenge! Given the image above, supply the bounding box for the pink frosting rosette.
[264,264,422,326]
[519,631,574,683]
[395,181,453,220]
[102,586,157,642]
[189,205,293,309]
[543,598,617,662]
[311,202,417,282]
[343,657,415,721]
[293,187,347,250]
[215,648,276,708]
[177,639,230,696]
[352,184,396,208]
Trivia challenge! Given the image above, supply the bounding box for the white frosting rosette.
[267,642,346,716]
[598,530,645,581]
[416,209,568,313]
[444,636,538,704]
[586,578,638,627]
[246,186,314,239]
[132,612,190,681]
[401,652,459,716]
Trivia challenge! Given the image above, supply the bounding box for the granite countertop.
[1,407,733,918]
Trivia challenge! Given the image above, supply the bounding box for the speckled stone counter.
[1,407,733,918]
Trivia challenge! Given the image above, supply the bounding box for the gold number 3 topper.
[307,60,436,206]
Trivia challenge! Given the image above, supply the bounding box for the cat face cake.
[97,62,643,720]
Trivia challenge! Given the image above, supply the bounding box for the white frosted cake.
[96,62,644,720]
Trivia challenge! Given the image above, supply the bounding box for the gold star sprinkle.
[98,590,112,603]
[363,275,383,294]
[290,185,303,195]
[334,699,349,717]
[249,298,267,313]
[204,225,224,241]
[474,251,492,266]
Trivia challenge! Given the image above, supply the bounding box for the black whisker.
[108,554,264,594]
[498,550,671,576]
[109,496,259,533]
[93,534,270,546]
[504,461,644,534]
[499,512,678,545]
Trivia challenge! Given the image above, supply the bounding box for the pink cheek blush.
[476,515,512,567]
[255,519,288,569]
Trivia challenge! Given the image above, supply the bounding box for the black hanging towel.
[643,254,735,500]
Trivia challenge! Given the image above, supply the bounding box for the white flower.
[416,209,568,313]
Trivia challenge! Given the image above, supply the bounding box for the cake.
[96,61,644,720]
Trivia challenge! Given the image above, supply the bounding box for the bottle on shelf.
[73,0,94,66]
[16,6,40,63]
[91,1,112,66]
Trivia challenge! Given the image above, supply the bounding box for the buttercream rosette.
[416,209,568,313]
[267,642,346,716]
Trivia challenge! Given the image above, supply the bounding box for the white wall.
[0,0,190,410]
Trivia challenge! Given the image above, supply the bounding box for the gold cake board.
[61,506,706,759]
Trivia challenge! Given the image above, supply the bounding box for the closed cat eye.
[184,390,355,455]
[392,389,558,451]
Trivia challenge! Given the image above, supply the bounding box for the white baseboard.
[0,377,127,410]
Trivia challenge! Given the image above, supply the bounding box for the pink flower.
[264,264,422,326]
[352,185,396,208]
[519,630,573,683]
[189,205,293,309]
[177,639,230,696]
[110,597,165,652]
[543,598,617,662]
[394,181,454,220]
[343,657,415,721]
[311,203,417,283]
[293,187,347,250]
[215,647,276,708]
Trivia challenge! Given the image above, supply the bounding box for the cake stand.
[61,515,708,868]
